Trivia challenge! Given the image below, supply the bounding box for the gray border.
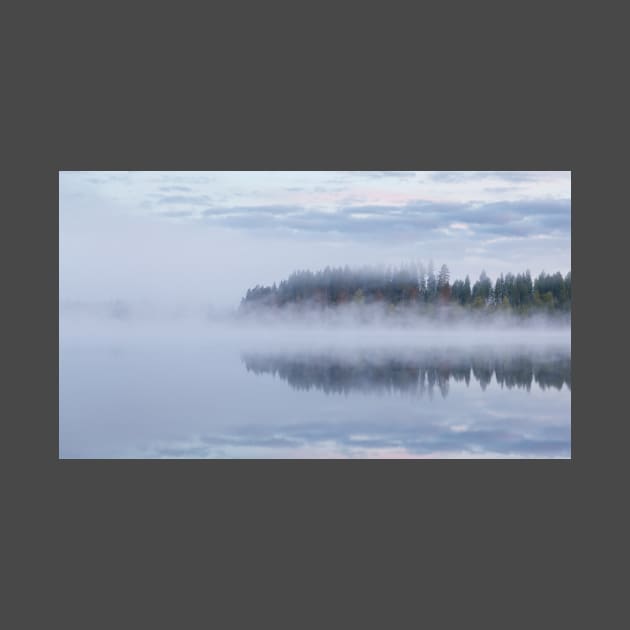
[6,0,617,626]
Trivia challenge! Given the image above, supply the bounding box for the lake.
[59,319,571,458]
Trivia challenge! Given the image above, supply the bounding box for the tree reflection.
[242,348,571,398]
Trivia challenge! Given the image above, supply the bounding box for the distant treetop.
[240,263,571,315]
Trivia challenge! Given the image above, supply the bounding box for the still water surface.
[59,322,571,458]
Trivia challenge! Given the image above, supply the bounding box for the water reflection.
[60,333,571,458]
[242,347,571,398]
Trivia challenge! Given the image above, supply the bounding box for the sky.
[60,171,571,309]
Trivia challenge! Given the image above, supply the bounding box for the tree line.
[240,263,571,314]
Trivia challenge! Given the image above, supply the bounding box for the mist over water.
[59,171,571,459]
[59,310,571,459]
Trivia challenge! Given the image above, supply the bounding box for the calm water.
[59,321,571,458]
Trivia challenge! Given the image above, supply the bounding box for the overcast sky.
[60,171,571,308]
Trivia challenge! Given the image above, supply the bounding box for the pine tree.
[417,263,426,299]
[437,264,450,289]
[463,275,471,305]
[437,264,451,301]
[426,261,437,302]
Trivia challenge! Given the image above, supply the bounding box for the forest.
[239,263,571,315]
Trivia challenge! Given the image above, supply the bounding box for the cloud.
[430,171,560,183]
[83,173,132,185]
[159,185,192,192]
[160,210,195,218]
[202,204,300,218]
[60,171,571,308]
[190,198,570,242]
[157,194,212,205]
[484,186,523,193]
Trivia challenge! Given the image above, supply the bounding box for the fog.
[61,306,570,347]
[60,195,299,308]
[60,294,571,461]
[62,193,477,311]
[60,172,571,311]
[60,319,570,459]
[60,171,571,459]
